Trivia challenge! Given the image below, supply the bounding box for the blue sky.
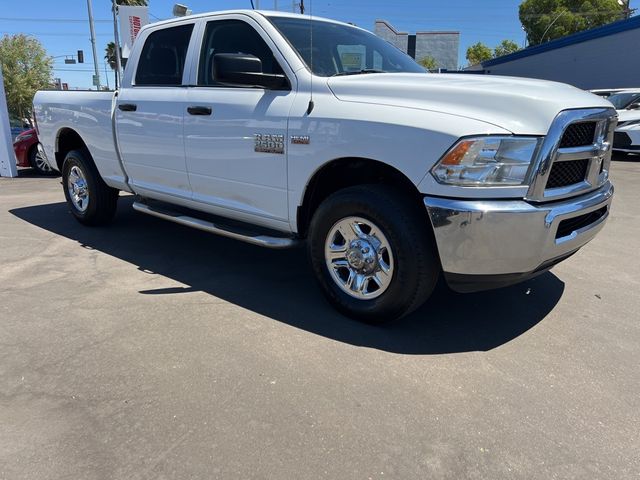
[1,0,635,89]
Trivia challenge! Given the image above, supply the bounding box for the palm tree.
[105,42,117,71]
[114,0,148,7]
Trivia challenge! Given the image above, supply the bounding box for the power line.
[1,31,112,37]
[0,16,112,23]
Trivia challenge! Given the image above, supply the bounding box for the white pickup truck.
[34,10,616,323]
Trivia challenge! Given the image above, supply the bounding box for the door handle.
[187,106,212,116]
[118,103,137,112]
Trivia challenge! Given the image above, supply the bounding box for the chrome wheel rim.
[67,165,89,212]
[34,144,51,172]
[324,216,394,299]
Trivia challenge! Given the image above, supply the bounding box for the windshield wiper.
[331,69,387,77]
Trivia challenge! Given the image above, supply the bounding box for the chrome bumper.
[424,181,614,292]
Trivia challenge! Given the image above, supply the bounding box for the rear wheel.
[29,143,55,175]
[62,149,119,226]
[308,185,440,324]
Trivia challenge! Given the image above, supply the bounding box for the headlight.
[431,136,542,186]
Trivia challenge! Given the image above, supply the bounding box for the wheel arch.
[55,127,90,172]
[296,157,426,238]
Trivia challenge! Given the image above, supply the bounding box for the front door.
[184,18,295,227]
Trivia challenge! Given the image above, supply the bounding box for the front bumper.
[424,181,614,292]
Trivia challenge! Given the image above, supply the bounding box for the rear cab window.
[135,23,194,86]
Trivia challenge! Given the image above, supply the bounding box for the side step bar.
[132,201,299,249]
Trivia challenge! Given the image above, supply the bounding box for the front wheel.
[62,149,119,226]
[308,185,440,324]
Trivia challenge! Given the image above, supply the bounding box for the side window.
[135,24,194,86]
[198,20,284,86]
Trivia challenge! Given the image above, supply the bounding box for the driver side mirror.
[628,102,640,110]
[213,53,289,90]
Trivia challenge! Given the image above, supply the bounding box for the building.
[374,20,459,71]
[468,16,640,90]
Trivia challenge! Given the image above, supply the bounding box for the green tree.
[494,39,520,57]
[418,55,438,71]
[105,42,118,71]
[520,0,624,46]
[466,42,493,66]
[0,34,52,121]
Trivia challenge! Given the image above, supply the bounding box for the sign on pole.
[118,5,149,59]
[0,66,18,178]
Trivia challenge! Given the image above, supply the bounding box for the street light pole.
[618,0,632,19]
[86,0,101,90]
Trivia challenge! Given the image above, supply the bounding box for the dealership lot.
[0,156,638,479]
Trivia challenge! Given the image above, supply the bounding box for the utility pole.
[86,0,101,90]
[111,0,123,89]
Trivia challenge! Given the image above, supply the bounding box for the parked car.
[33,11,615,323]
[614,122,640,155]
[607,90,640,154]
[13,128,55,174]
[590,88,634,99]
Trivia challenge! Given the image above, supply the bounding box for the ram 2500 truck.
[33,10,615,323]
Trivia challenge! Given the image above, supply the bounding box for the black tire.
[62,149,119,226]
[308,185,440,324]
[28,144,56,175]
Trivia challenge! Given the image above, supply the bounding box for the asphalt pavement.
[1,155,638,479]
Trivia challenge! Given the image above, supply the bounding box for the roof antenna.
[306,0,314,115]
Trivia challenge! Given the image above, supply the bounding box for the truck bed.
[33,90,129,191]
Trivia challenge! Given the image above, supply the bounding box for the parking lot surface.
[1,157,639,479]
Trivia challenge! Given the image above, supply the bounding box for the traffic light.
[77,50,84,63]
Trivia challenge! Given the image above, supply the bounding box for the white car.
[33,10,615,323]
[614,122,640,155]
[608,90,640,154]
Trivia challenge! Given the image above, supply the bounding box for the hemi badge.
[291,135,310,145]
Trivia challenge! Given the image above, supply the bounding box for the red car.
[13,128,55,175]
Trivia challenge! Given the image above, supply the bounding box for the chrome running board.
[132,201,298,249]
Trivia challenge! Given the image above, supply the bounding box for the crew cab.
[33,10,616,323]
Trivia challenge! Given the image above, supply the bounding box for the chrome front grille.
[546,158,589,188]
[526,108,618,202]
[559,122,597,148]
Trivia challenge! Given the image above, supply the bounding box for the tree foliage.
[494,39,520,57]
[0,34,52,120]
[520,0,625,46]
[466,42,493,66]
[116,0,148,5]
[418,55,438,70]
[105,42,118,71]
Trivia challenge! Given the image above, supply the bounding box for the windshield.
[607,92,640,110]
[269,16,425,77]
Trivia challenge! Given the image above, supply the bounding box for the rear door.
[183,17,296,228]
[116,22,196,200]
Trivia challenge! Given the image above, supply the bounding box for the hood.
[327,73,613,135]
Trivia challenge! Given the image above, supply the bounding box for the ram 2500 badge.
[33,11,615,323]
